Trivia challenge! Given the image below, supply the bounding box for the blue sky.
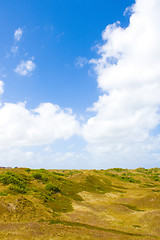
[0,0,160,169]
[0,0,133,111]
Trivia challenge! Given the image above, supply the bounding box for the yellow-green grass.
[0,167,160,239]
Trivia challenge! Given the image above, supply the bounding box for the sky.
[0,0,160,169]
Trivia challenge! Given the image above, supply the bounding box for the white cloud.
[0,81,4,95]
[11,45,19,54]
[75,57,88,68]
[10,28,23,56]
[0,103,79,148]
[123,5,134,16]
[0,102,79,149]
[14,28,23,42]
[83,0,160,164]
[15,60,36,76]
[0,146,89,169]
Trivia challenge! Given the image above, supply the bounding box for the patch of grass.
[105,171,140,183]
[140,183,157,188]
[120,204,144,212]
[152,168,160,172]
[43,194,73,212]
[132,225,141,228]
[49,220,143,237]
[30,176,83,212]
[25,168,31,173]
[62,170,79,177]
[8,185,27,194]
[45,182,61,193]
[32,170,49,183]
[84,175,113,194]
[152,189,160,192]
[149,174,159,181]
[0,191,8,196]
[0,171,27,187]
[0,171,29,194]
[119,175,140,183]
[105,172,117,177]
[51,171,65,177]
[32,172,43,180]
[136,168,146,173]
[111,168,124,172]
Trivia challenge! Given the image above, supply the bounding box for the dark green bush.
[32,172,43,180]
[45,183,60,193]
[120,176,137,183]
[9,185,27,194]
[52,171,65,177]
[150,174,159,181]
[0,171,27,188]
[42,176,49,183]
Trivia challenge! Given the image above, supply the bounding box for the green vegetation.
[105,171,140,183]
[45,182,60,193]
[49,220,143,237]
[0,171,29,194]
[0,171,28,187]
[132,225,141,228]
[0,167,159,239]
[120,204,143,211]
[32,172,43,180]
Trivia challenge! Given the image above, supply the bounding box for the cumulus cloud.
[0,102,79,149]
[83,0,160,164]
[14,28,23,41]
[123,5,134,16]
[15,60,36,76]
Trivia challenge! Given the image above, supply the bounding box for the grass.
[49,219,144,237]
[120,204,144,212]
[132,225,141,228]
[0,167,159,239]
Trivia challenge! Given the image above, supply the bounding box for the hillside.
[0,167,160,239]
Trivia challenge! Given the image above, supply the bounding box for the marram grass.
[0,167,159,239]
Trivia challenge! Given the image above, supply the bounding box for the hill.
[0,167,160,239]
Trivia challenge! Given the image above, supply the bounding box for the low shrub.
[45,183,60,193]
[120,176,139,183]
[9,185,27,194]
[149,174,159,181]
[0,171,27,188]
[32,172,43,180]
[25,168,31,173]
